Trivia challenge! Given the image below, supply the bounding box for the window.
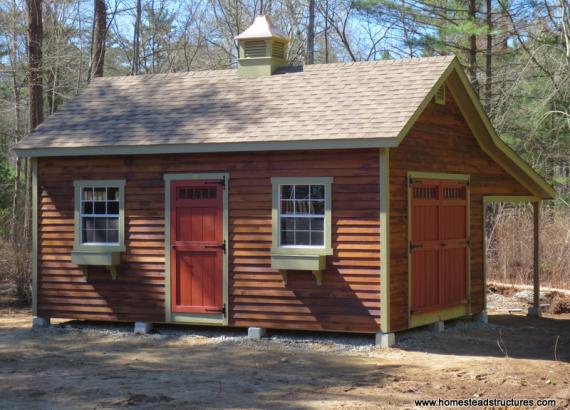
[73,180,125,251]
[271,177,333,256]
[81,187,120,244]
[279,184,325,247]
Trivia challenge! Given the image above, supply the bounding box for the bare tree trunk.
[500,0,509,50]
[562,0,570,68]
[324,0,329,63]
[468,0,480,94]
[23,159,31,245]
[307,0,315,64]
[91,0,107,78]
[131,0,142,75]
[26,0,43,131]
[485,0,493,112]
[10,0,22,242]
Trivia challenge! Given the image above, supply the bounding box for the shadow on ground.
[396,313,569,363]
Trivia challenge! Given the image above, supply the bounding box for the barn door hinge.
[205,177,226,190]
[409,242,422,252]
[206,303,226,317]
[205,240,226,254]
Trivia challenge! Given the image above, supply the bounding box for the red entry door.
[170,180,224,314]
[410,179,469,314]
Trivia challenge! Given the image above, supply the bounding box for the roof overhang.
[14,137,397,158]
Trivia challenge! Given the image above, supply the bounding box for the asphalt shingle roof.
[16,56,455,151]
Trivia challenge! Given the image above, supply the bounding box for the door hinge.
[206,303,226,317]
[409,242,422,252]
[205,177,226,190]
[205,240,226,254]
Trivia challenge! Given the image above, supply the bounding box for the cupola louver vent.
[244,40,267,58]
[272,41,285,59]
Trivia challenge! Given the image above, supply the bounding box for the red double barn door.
[410,179,469,315]
[170,180,224,315]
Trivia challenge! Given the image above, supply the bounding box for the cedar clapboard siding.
[389,87,531,332]
[37,149,381,332]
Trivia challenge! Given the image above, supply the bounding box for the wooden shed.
[15,16,555,345]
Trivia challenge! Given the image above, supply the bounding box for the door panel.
[171,180,224,314]
[411,249,439,311]
[441,247,467,306]
[410,179,469,314]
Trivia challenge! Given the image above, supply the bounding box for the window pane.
[295,218,310,230]
[82,217,95,230]
[108,218,118,230]
[107,201,119,215]
[94,230,106,242]
[280,185,293,199]
[310,200,325,215]
[82,202,93,214]
[83,229,94,242]
[107,187,119,201]
[310,231,324,246]
[296,231,310,246]
[310,218,324,231]
[281,218,295,231]
[82,188,93,200]
[295,200,310,214]
[94,218,107,230]
[280,200,295,214]
[94,187,106,201]
[310,185,324,199]
[294,185,309,199]
[94,202,106,214]
[107,230,119,243]
[281,230,295,245]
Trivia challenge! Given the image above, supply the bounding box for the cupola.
[236,15,289,78]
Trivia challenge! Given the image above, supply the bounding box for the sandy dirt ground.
[0,304,569,410]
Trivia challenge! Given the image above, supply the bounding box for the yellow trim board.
[379,148,390,333]
[408,171,470,182]
[483,195,539,203]
[410,305,468,329]
[31,158,38,316]
[163,172,230,326]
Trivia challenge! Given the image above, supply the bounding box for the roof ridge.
[91,55,456,83]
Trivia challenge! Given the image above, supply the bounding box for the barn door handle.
[205,241,226,253]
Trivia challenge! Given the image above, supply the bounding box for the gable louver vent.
[244,40,267,58]
[435,86,446,105]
